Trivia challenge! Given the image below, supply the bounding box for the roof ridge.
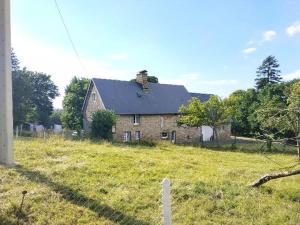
[92,77,186,87]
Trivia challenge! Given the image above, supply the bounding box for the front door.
[171,131,176,143]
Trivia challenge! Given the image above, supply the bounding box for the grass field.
[0,138,300,225]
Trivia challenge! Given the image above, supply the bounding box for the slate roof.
[189,92,211,102]
[91,78,210,115]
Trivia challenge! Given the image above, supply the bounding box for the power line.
[53,0,88,75]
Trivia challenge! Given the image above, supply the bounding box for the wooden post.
[162,178,172,225]
[0,0,14,166]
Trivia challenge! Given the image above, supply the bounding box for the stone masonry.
[113,114,201,143]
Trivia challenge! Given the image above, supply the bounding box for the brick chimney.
[136,70,149,90]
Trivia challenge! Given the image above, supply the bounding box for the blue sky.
[11,0,300,108]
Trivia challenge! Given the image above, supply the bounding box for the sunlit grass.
[0,137,299,225]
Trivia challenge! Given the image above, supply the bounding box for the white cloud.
[283,70,300,80]
[286,22,300,37]
[109,53,128,60]
[243,47,256,54]
[11,30,133,108]
[262,30,276,41]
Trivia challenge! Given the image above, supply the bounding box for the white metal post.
[162,178,172,225]
[0,0,14,166]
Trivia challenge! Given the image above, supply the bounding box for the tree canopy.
[255,56,282,90]
[91,109,117,140]
[61,77,90,131]
[179,95,229,145]
[12,69,59,126]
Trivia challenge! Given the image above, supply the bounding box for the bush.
[91,110,116,140]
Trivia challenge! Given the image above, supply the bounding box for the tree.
[285,81,300,158]
[179,95,229,146]
[147,76,158,83]
[49,110,63,126]
[61,77,90,131]
[250,81,300,187]
[12,70,32,125]
[12,69,59,126]
[224,89,258,136]
[28,71,59,125]
[91,110,117,140]
[10,51,59,126]
[11,48,20,71]
[255,56,282,90]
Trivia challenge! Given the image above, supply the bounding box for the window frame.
[112,125,116,134]
[133,114,140,125]
[123,131,131,142]
[92,92,96,102]
[135,131,141,141]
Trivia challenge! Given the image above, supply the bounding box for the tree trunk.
[250,169,300,187]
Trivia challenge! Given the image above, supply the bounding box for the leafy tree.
[12,69,58,126]
[91,110,117,140]
[11,48,20,71]
[286,81,300,158]
[26,71,59,125]
[10,51,59,126]
[224,88,258,136]
[250,82,300,187]
[147,76,158,83]
[12,70,32,125]
[49,110,63,126]
[179,95,229,146]
[255,56,282,90]
[61,77,90,131]
[255,81,300,157]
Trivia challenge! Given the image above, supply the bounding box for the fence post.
[43,130,46,140]
[162,178,172,225]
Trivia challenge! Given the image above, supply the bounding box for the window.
[135,131,141,141]
[133,114,140,125]
[112,125,116,134]
[161,132,169,139]
[123,131,131,142]
[92,93,96,102]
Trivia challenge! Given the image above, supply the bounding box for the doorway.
[171,131,176,143]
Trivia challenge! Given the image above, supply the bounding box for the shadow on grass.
[14,165,150,225]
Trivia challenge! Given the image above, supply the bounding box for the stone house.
[82,71,231,143]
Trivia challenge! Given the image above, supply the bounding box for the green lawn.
[0,138,300,225]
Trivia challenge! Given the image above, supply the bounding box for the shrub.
[91,110,116,140]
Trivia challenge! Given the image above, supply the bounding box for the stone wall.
[83,82,105,131]
[113,114,201,144]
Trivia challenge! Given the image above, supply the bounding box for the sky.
[10,0,300,109]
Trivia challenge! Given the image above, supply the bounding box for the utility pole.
[0,0,14,165]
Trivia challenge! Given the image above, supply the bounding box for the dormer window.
[92,93,96,102]
[133,114,140,125]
